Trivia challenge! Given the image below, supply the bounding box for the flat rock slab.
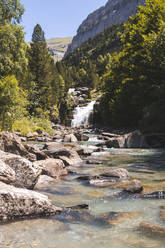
[0,182,61,223]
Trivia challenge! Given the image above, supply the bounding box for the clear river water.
[0,137,165,248]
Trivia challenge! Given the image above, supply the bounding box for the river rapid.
[0,135,165,248]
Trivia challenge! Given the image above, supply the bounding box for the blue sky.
[21,0,107,42]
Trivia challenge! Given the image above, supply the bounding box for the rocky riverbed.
[0,128,165,247]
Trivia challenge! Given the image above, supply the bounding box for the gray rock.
[0,159,16,184]
[74,132,89,141]
[100,168,130,179]
[66,0,145,54]
[34,158,67,179]
[43,142,82,165]
[34,175,56,190]
[0,132,36,161]
[0,182,61,222]
[63,134,78,142]
[106,130,149,148]
[124,180,143,193]
[0,150,41,189]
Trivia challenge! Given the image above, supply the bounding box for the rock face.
[0,159,16,184]
[0,150,41,189]
[0,182,61,222]
[0,132,47,161]
[66,0,145,54]
[105,130,149,148]
[34,158,67,179]
[43,142,82,166]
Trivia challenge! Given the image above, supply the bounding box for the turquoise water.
[0,147,165,248]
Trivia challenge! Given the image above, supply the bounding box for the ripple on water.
[1,148,165,248]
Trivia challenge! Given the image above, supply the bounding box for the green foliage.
[56,24,123,90]
[28,25,55,113]
[0,75,27,130]
[100,0,165,130]
[0,24,28,79]
[0,0,24,25]
[32,24,45,43]
[12,116,54,135]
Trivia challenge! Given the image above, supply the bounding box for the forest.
[0,0,164,133]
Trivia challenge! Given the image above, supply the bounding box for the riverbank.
[1,128,165,247]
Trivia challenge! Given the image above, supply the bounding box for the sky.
[21,0,108,42]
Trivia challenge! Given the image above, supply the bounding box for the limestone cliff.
[66,0,145,55]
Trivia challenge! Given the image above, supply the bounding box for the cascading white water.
[71,101,96,127]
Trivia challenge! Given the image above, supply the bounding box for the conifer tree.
[28,24,54,114]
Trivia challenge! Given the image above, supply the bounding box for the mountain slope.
[66,0,145,55]
[47,37,72,62]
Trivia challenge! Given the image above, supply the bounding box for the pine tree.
[28,24,55,114]
[32,24,45,43]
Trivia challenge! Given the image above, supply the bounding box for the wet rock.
[125,130,149,148]
[160,208,165,221]
[105,138,121,148]
[100,168,130,180]
[34,175,56,190]
[74,132,89,141]
[102,132,120,138]
[96,211,139,224]
[63,134,78,142]
[0,159,16,184]
[34,158,67,179]
[66,204,89,210]
[86,160,103,165]
[139,222,165,236]
[0,182,61,222]
[89,177,121,187]
[105,130,149,148]
[0,150,41,189]
[142,190,165,199]
[77,168,129,187]
[0,132,36,161]
[123,180,143,194]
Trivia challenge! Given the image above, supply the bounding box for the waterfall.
[71,101,96,127]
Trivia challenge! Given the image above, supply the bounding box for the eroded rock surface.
[0,182,61,222]
[0,150,41,189]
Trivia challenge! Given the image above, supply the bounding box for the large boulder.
[0,150,41,189]
[0,182,61,222]
[0,159,16,184]
[100,168,130,179]
[125,130,149,148]
[43,142,82,166]
[34,158,67,179]
[34,175,56,190]
[24,144,48,160]
[106,131,149,148]
[43,142,71,157]
[0,132,36,161]
[63,134,78,142]
[74,132,89,141]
